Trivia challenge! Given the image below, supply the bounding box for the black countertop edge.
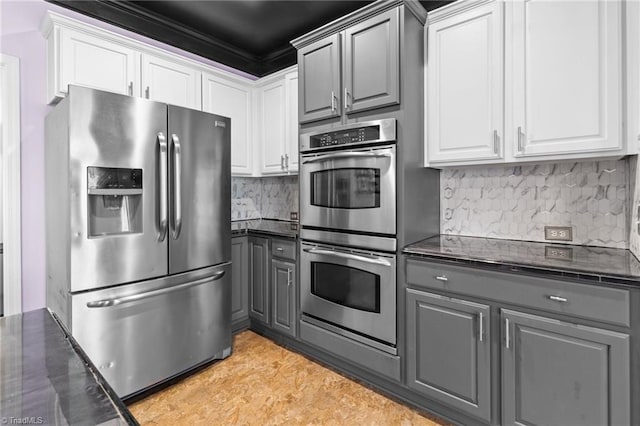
[403,249,640,289]
[231,219,299,239]
[48,309,140,425]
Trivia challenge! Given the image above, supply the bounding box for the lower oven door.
[301,242,396,346]
[300,144,396,236]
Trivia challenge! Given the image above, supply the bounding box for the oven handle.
[301,151,392,164]
[303,248,391,267]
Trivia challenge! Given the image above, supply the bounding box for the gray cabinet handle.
[145,86,150,99]
[287,268,292,287]
[479,312,484,342]
[493,130,499,154]
[505,318,511,349]
[547,295,568,303]
[285,153,289,169]
[128,81,133,96]
[171,134,182,240]
[86,271,225,308]
[280,155,284,170]
[331,91,336,112]
[517,126,524,153]
[344,87,350,110]
[157,132,168,242]
[434,275,448,282]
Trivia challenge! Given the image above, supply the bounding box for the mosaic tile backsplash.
[441,159,628,249]
[231,176,298,221]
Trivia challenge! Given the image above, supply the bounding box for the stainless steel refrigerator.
[45,85,232,398]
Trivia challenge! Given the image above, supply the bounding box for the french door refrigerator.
[45,85,231,398]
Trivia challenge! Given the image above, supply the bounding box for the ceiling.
[47,0,452,77]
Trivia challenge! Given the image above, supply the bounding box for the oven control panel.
[300,118,396,152]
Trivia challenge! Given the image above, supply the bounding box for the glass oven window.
[311,168,380,209]
[310,262,380,313]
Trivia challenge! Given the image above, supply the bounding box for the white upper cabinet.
[141,54,201,110]
[54,26,140,100]
[509,0,621,158]
[426,0,628,167]
[285,72,299,173]
[256,69,298,175]
[427,1,504,164]
[202,73,253,175]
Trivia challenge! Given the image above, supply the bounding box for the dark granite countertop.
[231,219,299,239]
[403,234,640,287]
[0,309,138,425]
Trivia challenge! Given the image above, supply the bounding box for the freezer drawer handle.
[171,134,183,240]
[303,247,391,266]
[157,132,168,241]
[86,270,226,308]
[302,151,391,164]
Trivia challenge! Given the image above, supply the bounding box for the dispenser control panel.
[88,167,142,190]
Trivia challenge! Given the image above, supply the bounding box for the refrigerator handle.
[157,132,168,241]
[171,134,183,240]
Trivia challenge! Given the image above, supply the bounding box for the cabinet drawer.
[271,238,296,260]
[406,259,630,327]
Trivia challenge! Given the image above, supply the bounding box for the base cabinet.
[248,236,270,324]
[406,289,491,422]
[271,258,296,337]
[501,309,630,426]
[231,236,249,329]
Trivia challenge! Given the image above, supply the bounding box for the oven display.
[309,125,381,149]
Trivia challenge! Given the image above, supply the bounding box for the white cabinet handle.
[547,295,568,303]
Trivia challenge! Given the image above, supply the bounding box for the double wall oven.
[299,118,398,354]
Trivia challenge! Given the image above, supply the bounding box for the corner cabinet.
[425,0,628,167]
[295,6,401,124]
[501,310,630,426]
[256,69,299,175]
[406,289,491,422]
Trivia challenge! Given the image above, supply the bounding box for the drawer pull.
[547,295,568,303]
[276,247,284,251]
[434,275,448,282]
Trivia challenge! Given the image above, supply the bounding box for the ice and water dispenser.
[87,167,143,237]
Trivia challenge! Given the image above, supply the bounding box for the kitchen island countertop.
[404,234,640,288]
[232,219,298,239]
[0,308,137,425]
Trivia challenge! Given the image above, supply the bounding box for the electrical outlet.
[290,212,298,221]
[545,246,573,261]
[544,226,573,241]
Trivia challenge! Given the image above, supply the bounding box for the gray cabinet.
[501,309,630,426]
[298,34,341,123]
[231,236,249,329]
[271,238,297,337]
[406,289,491,422]
[249,236,270,324]
[296,7,400,124]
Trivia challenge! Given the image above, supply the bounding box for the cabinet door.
[285,71,299,173]
[427,1,504,164]
[259,80,286,174]
[231,237,249,326]
[297,34,341,123]
[272,259,296,337]
[344,8,400,114]
[510,0,621,157]
[58,27,139,100]
[141,54,201,110]
[502,310,630,426]
[203,73,253,175]
[406,289,491,422]
[249,237,270,324]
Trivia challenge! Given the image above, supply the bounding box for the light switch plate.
[544,226,573,241]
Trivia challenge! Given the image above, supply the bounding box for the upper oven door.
[300,144,396,236]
